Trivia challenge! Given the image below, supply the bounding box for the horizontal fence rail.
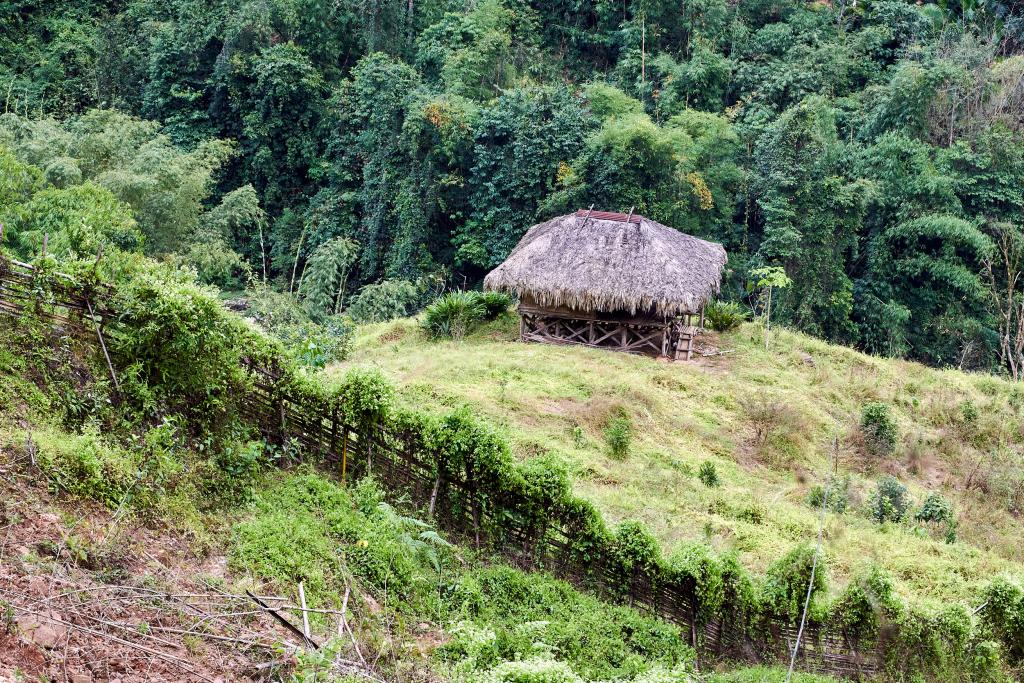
[0,255,883,680]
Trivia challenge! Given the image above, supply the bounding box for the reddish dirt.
[0,451,306,682]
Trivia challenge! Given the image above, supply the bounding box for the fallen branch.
[246,590,320,649]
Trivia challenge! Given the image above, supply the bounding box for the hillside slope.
[0,291,843,683]
[331,314,1024,608]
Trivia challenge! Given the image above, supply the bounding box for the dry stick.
[9,604,216,682]
[341,585,366,667]
[145,624,279,649]
[246,590,320,649]
[339,585,351,639]
[58,584,278,646]
[25,432,36,468]
[335,659,389,683]
[86,299,120,396]
[79,614,189,651]
[785,435,837,683]
[428,472,441,518]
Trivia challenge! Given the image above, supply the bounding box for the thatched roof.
[484,210,727,316]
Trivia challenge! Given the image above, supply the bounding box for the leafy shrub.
[861,402,898,457]
[423,290,487,339]
[441,565,691,681]
[231,472,447,605]
[210,438,267,502]
[335,367,394,429]
[109,267,274,425]
[285,318,354,369]
[698,461,720,487]
[181,241,251,289]
[608,521,663,595]
[669,544,726,625]
[807,475,850,513]
[960,399,979,427]
[478,291,514,317]
[704,300,748,332]
[734,502,764,524]
[604,413,632,459]
[978,576,1024,665]
[298,237,358,319]
[246,287,353,368]
[471,658,584,683]
[347,279,422,323]
[868,476,910,523]
[915,492,953,524]
[583,82,645,120]
[830,565,898,640]
[915,491,957,543]
[762,544,828,621]
[421,290,512,340]
[34,425,137,508]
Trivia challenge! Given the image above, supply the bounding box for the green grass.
[706,666,840,682]
[327,314,1024,609]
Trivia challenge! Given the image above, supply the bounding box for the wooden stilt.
[516,309,698,360]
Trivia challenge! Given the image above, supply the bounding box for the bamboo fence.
[0,254,884,680]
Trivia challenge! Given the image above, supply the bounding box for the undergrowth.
[4,251,1024,681]
[232,472,695,681]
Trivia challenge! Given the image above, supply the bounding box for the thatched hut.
[484,209,727,359]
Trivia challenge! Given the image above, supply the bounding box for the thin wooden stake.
[86,299,121,396]
[338,585,351,638]
[428,473,441,518]
[298,581,312,644]
[342,431,349,482]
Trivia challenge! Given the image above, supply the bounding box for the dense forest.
[2,0,1024,370]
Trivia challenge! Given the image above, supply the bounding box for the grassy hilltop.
[331,313,1024,609]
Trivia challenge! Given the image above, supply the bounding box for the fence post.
[472,478,481,549]
[366,427,373,475]
[329,406,338,458]
[428,471,442,519]
[341,430,349,482]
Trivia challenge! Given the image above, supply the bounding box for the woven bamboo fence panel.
[0,255,884,680]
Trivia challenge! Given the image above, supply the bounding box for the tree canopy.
[3,0,1024,369]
